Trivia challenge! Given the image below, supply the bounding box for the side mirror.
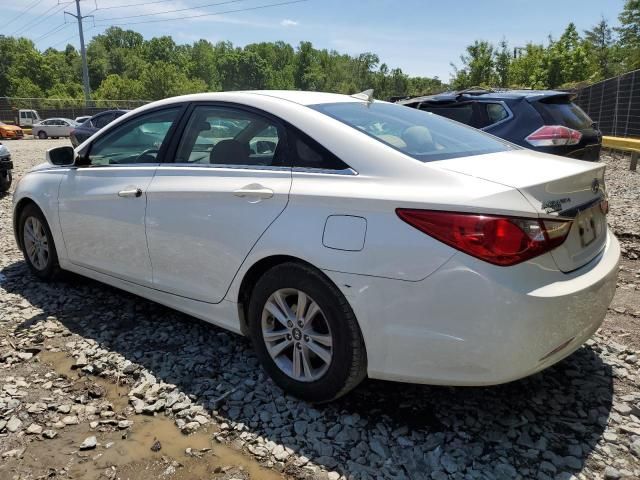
[46,146,75,166]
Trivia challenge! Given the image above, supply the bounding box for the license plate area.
[577,206,598,247]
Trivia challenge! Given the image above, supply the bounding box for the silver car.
[32,118,78,139]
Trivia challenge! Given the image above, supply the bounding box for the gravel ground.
[1,139,640,480]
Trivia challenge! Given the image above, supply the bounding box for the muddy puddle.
[3,350,287,479]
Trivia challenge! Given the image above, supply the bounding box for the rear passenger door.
[145,103,292,303]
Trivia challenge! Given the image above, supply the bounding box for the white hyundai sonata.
[12,91,619,402]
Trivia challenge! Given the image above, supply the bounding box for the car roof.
[145,91,368,109]
[399,89,572,105]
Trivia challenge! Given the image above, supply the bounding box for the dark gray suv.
[398,88,602,161]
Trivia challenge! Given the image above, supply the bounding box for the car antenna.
[352,89,375,104]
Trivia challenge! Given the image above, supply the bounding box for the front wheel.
[248,262,367,402]
[37,131,47,139]
[19,204,60,280]
[0,170,11,192]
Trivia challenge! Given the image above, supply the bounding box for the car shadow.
[1,261,614,479]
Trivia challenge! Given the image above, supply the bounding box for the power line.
[9,1,72,36]
[89,0,180,11]
[34,22,70,42]
[4,0,42,29]
[94,0,309,27]
[96,0,246,22]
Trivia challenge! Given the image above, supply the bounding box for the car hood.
[0,125,21,131]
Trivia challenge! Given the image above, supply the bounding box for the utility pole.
[65,1,93,106]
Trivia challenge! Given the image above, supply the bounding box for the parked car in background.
[32,118,79,139]
[13,91,619,402]
[0,142,12,192]
[70,109,128,147]
[17,109,41,128]
[0,121,24,140]
[74,115,91,124]
[398,88,602,161]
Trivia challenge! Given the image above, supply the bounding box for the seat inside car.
[210,139,250,165]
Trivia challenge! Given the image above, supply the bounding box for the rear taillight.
[525,125,582,147]
[396,209,572,266]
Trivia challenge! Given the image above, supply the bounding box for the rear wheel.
[248,262,367,402]
[37,131,47,139]
[19,204,60,280]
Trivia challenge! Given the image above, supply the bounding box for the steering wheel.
[135,148,159,163]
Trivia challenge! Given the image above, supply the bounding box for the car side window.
[175,106,283,167]
[93,113,113,129]
[86,108,180,166]
[484,103,509,126]
[289,129,350,171]
[421,103,475,125]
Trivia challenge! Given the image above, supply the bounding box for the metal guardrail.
[602,136,639,171]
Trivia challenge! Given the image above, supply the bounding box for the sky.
[3,0,628,81]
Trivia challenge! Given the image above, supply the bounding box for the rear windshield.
[310,102,513,162]
[536,98,593,130]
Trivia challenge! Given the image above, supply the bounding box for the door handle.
[118,188,143,198]
[233,184,274,200]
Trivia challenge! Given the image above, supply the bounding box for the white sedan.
[32,118,79,139]
[12,91,620,402]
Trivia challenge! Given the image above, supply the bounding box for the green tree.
[584,17,616,80]
[617,0,640,70]
[451,40,495,89]
[494,40,511,87]
[141,62,206,100]
[94,74,144,100]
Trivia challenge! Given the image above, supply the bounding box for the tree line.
[0,30,444,103]
[0,0,638,103]
[451,0,640,90]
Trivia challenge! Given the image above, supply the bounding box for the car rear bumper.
[324,228,620,385]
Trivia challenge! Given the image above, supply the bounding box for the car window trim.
[79,104,189,168]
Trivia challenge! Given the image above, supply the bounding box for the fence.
[0,97,149,124]
[574,69,640,138]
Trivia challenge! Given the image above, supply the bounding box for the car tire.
[248,262,367,403]
[19,203,60,280]
[0,170,11,192]
[38,131,47,139]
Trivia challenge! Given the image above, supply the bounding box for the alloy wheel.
[23,216,49,270]
[261,288,333,382]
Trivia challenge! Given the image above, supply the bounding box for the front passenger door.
[58,107,182,285]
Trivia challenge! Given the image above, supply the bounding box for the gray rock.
[604,466,621,479]
[26,423,43,434]
[631,439,640,457]
[294,420,308,435]
[563,456,582,470]
[80,436,97,450]
[7,416,23,433]
[42,430,58,439]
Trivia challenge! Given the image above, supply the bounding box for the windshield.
[310,102,514,162]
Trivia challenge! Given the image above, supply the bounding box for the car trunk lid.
[434,150,607,272]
